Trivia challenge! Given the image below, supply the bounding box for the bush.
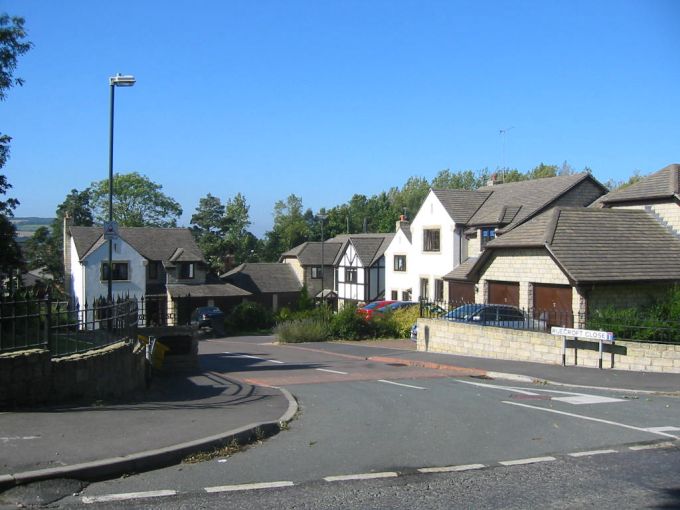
[390,305,420,338]
[275,318,330,343]
[328,303,373,340]
[227,301,274,332]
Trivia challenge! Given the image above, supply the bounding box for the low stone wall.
[417,318,680,373]
[0,341,146,408]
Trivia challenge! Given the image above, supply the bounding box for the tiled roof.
[479,208,680,283]
[70,226,205,263]
[280,241,342,266]
[469,173,605,230]
[596,163,680,205]
[166,283,251,298]
[443,256,479,281]
[431,189,491,224]
[330,233,395,267]
[220,263,302,294]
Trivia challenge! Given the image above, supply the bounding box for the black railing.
[418,299,680,343]
[0,293,185,357]
[418,299,577,333]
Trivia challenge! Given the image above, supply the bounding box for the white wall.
[74,238,147,306]
[409,191,460,301]
[384,228,413,300]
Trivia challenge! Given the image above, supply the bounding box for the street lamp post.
[317,213,328,303]
[107,73,135,302]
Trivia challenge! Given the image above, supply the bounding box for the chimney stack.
[396,214,410,232]
[63,214,73,295]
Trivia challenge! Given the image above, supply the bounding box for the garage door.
[448,282,475,305]
[533,284,573,328]
[488,281,519,307]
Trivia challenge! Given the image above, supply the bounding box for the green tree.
[223,192,253,264]
[527,163,559,180]
[606,170,645,191]
[190,193,227,271]
[0,14,32,276]
[262,194,311,260]
[89,172,182,227]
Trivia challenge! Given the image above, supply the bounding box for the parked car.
[374,301,418,314]
[190,306,225,328]
[411,303,546,340]
[358,300,396,320]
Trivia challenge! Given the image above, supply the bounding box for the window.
[101,262,129,281]
[423,229,440,252]
[420,278,429,300]
[402,289,412,301]
[393,255,406,272]
[481,227,496,248]
[180,262,195,279]
[311,266,322,279]
[434,279,444,301]
[345,267,357,283]
[391,290,398,300]
[148,261,159,280]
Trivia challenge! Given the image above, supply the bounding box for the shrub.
[328,303,372,340]
[228,301,274,332]
[275,318,330,343]
[390,305,420,338]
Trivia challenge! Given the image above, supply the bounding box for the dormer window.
[180,262,195,279]
[481,227,496,248]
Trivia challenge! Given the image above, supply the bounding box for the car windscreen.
[446,304,484,320]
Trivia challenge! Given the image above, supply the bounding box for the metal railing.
[0,294,142,357]
[419,299,680,343]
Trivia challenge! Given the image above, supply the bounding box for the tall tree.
[0,13,32,275]
[190,193,228,272]
[262,194,310,260]
[89,172,182,227]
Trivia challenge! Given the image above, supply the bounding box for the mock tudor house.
[331,233,394,307]
[445,164,680,326]
[385,172,607,303]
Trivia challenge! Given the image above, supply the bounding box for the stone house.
[220,263,302,312]
[446,164,680,326]
[280,241,343,301]
[384,172,607,304]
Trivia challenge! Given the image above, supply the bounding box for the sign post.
[551,327,615,369]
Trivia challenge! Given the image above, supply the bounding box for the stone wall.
[417,318,680,373]
[0,341,146,408]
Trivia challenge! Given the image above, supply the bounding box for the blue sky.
[3,0,679,236]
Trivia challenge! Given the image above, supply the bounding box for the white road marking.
[223,351,283,364]
[82,490,176,504]
[205,481,294,493]
[458,380,626,404]
[499,456,556,466]
[418,464,486,473]
[378,379,427,390]
[0,436,40,443]
[643,426,680,433]
[503,401,680,439]
[316,368,349,375]
[629,441,676,451]
[552,395,625,405]
[457,380,540,396]
[324,472,398,482]
[568,449,617,457]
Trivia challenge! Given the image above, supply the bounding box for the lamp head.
[109,74,136,87]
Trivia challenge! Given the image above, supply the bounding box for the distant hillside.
[11,217,55,239]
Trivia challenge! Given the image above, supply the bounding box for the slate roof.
[70,226,205,263]
[444,256,479,281]
[279,241,342,266]
[166,283,251,298]
[431,189,491,224]
[596,163,680,205]
[330,233,395,267]
[220,263,302,294]
[468,172,605,230]
[463,207,680,284]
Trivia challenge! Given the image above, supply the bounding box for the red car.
[357,300,396,320]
